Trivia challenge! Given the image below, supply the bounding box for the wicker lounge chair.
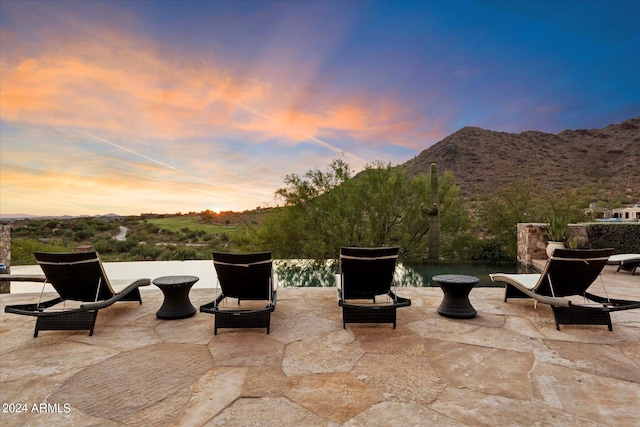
[199,252,276,334]
[4,251,150,337]
[337,247,411,329]
[607,253,640,275]
[490,248,640,331]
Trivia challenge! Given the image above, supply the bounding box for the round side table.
[432,274,479,319]
[152,275,199,319]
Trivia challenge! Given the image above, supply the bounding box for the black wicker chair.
[4,251,150,337]
[199,252,276,334]
[491,248,640,331]
[337,247,411,329]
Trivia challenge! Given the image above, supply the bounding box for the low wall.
[516,223,588,267]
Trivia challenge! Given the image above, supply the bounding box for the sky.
[1,0,639,216]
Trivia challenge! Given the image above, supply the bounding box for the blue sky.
[1,0,639,215]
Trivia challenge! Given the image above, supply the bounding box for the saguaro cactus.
[428,163,440,260]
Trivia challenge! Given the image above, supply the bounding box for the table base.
[153,276,198,320]
[433,274,478,319]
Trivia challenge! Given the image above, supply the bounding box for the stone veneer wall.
[516,223,588,267]
[0,225,10,293]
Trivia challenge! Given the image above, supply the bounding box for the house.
[609,204,640,221]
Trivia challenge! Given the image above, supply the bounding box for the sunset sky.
[1,0,639,216]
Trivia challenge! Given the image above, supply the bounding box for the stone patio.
[1,264,639,426]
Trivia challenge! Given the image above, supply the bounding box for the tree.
[480,179,540,258]
[246,159,466,260]
[542,187,590,224]
[480,180,591,258]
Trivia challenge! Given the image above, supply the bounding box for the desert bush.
[458,237,510,262]
[10,238,74,265]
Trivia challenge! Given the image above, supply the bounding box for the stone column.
[0,225,10,293]
[516,223,548,266]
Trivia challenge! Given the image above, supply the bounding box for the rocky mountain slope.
[402,117,640,203]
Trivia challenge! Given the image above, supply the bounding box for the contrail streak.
[82,132,179,171]
[238,103,369,169]
[78,131,231,191]
[196,54,207,65]
[307,135,368,168]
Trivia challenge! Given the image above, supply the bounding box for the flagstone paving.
[1,265,638,426]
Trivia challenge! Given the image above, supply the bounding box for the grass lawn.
[145,216,239,233]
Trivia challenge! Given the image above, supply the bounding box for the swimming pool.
[274,260,520,288]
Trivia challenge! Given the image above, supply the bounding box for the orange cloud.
[0,10,430,151]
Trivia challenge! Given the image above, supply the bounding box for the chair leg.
[504,284,529,302]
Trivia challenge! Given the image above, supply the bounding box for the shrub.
[10,238,74,265]
[458,237,510,262]
[586,223,640,253]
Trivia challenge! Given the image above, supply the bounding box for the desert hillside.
[401,117,640,203]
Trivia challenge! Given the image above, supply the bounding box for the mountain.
[0,213,37,220]
[0,214,92,221]
[401,117,640,203]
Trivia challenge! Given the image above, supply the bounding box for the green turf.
[146,216,238,233]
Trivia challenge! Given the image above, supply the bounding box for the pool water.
[274,260,520,288]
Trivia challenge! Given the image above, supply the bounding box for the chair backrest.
[212,252,273,300]
[34,251,116,302]
[534,248,614,297]
[340,247,399,299]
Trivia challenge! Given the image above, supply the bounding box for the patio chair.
[607,253,640,275]
[337,247,411,329]
[199,252,276,334]
[490,248,640,331]
[4,251,150,337]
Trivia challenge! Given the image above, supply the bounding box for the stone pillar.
[516,223,547,266]
[0,225,10,293]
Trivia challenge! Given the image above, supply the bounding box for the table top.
[432,274,479,285]
[152,275,199,286]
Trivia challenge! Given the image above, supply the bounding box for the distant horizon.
[2,0,639,216]
[0,209,267,220]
